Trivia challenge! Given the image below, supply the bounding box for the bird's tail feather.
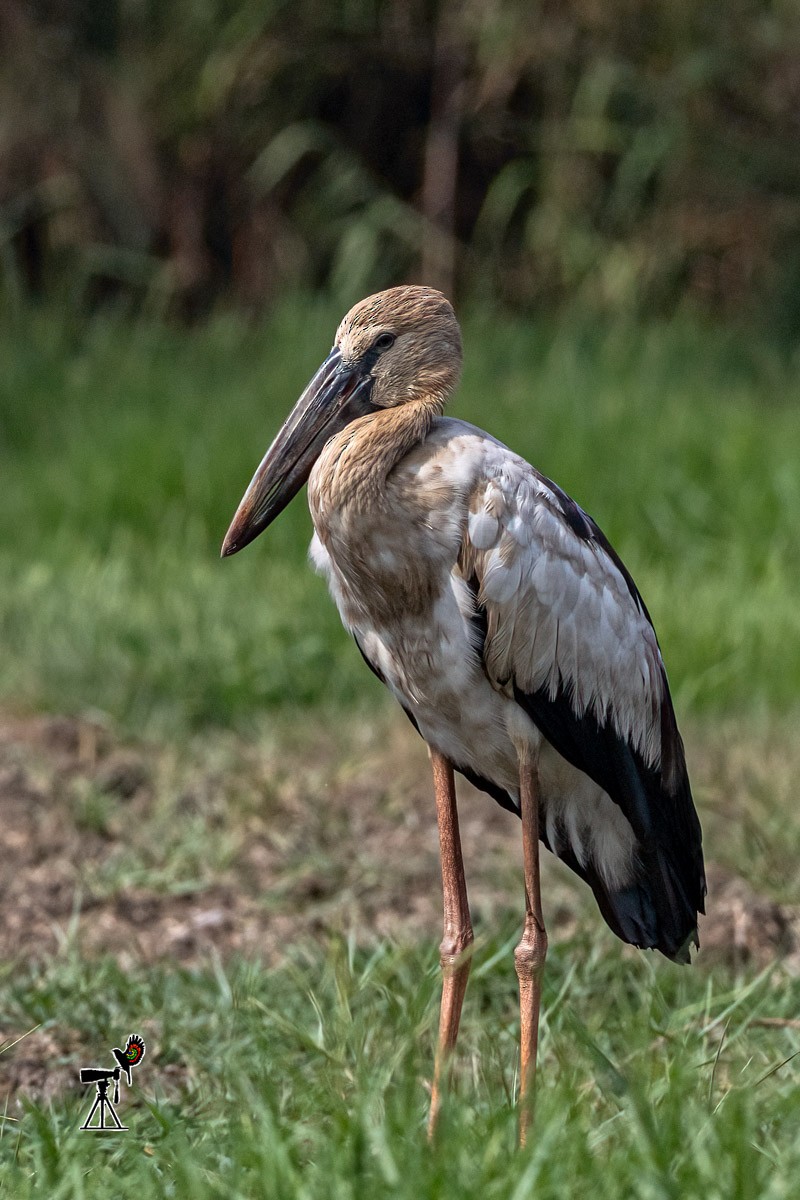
[583,846,700,963]
[451,761,704,962]
[536,816,701,962]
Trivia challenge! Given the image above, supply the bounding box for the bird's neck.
[310,395,444,515]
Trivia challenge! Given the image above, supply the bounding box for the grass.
[0,300,799,732]
[1,298,799,1195]
[2,934,800,1198]
[2,711,800,1197]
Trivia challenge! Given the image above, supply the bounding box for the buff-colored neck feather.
[312,393,445,514]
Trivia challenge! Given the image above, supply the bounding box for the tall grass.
[1,299,798,733]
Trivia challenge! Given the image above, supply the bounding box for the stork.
[221,286,706,1139]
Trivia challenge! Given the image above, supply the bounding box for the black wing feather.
[505,479,705,961]
[466,472,706,962]
[512,675,704,961]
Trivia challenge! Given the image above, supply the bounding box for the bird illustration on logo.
[113,1034,146,1083]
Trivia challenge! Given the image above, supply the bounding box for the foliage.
[0,300,798,734]
[2,2,800,319]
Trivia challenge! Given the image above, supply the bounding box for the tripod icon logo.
[78,1034,146,1131]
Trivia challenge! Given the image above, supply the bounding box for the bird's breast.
[309,514,447,629]
[308,451,467,628]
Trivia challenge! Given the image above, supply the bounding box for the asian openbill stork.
[221,286,706,1138]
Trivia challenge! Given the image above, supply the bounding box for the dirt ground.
[0,709,797,972]
[1,708,799,1107]
[0,709,534,968]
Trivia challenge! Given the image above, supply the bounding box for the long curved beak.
[221,348,374,557]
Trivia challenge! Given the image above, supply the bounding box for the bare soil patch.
[0,709,797,972]
[1,709,799,1108]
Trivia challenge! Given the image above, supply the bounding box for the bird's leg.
[427,747,473,1139]
[515,754,547,1145]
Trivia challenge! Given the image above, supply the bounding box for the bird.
[112,1034,146,1089]
[221,285,706,1139]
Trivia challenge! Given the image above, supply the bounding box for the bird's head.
[334,286,462,409]
[221,285,462,556]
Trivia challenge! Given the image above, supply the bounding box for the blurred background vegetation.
[1,0,799,732]
[4,0,800,325]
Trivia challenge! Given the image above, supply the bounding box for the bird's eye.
[372,331,396,353]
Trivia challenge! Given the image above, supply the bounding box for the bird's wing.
[460,454,665,769]
[458,443,705,959]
